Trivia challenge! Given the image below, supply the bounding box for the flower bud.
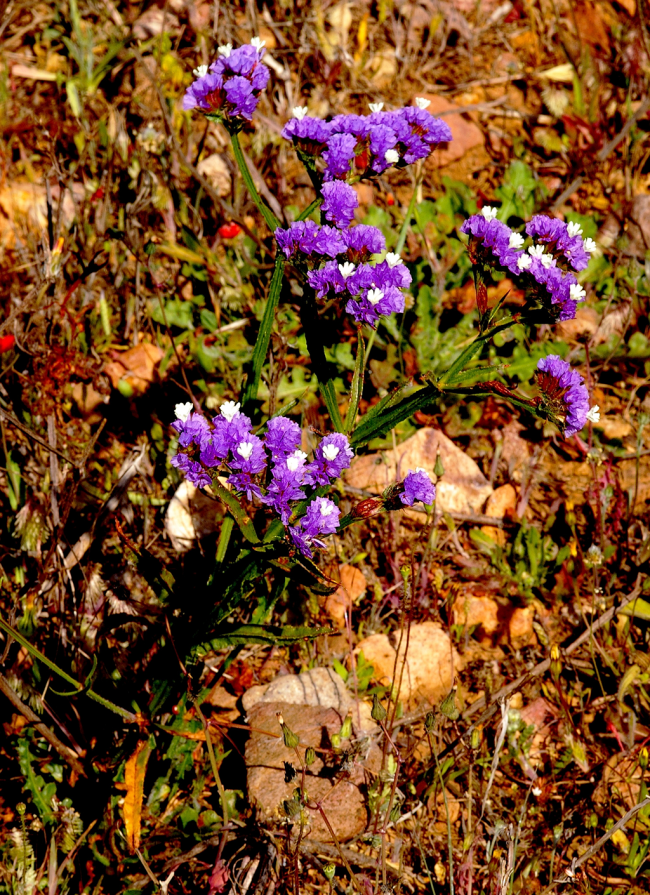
[640,747,648,770]
[16,802,26,816]
[305,746,316,766]
[434,453,445,478]
[470,727,481,751]
[277,712,300,749]
[323,863,336,881]
[351,497,384,519]
[440,688,460,720]
[339,712,352,740]
[550,644,562,681]
[425,711,435,731]
[372,693,387,722]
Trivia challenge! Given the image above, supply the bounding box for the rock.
[500,421,532,484]
[196,154,232,197]
[508,606,536,646]
[416,94,484,167]
[345,428,493,517]
[165,481,222,552]
[103,342,163,396]
[481,483,517,546]
[452,592,499,640]
[246,701,381,842]
[324,564,367,627]
[355,622,460,709]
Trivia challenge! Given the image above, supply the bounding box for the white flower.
[322,444,340,461]
[540,253,556,269]
[508,232,524,249]
[567,221,583,237]
[217,44,233,57]
[338,262,356,279]
[415,466,428,475]
[583,237,597,254]
[287,450,308,471]
[385,149,400,164]
[369,102,384,113]
[569,283,586,301]
[292,106,309,119]
[320,501,335,516]
[415,97,431,109]
[175,402,193,422]
[385,252,402,268]
[586,405,600,423]
[528,244,546,259]
[192,65,208,78]
[480,206,498,221]
[367,288,384,305]
[517,254,532,270]
[250,37,266,50]
[220,400,241,422]
[532,786,542,797]
[237,441,254,460]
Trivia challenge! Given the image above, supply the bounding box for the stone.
[452,592,499,640]
[245,701,381,842]
[345,427,493,517]
[508,606,536,647]
[196,154,231,198]
[481,483,517,546]
[355,622,460,709]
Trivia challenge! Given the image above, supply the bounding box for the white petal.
[292,106,309,119]
[369,102,384,113]
[480,206,498,221]
[517,254,532,270]
[569,283,586,301]
[415,97,431,109]
[220,400,241,422]
[175,402,193,422]
[567,221,583,237]
[385,252,402,268]
[237,441,253,459]
[384,149,399,164]
[217,43,232,57]
[250,37,266,50]
[586,405,600,423]
[192,65,208,78]
[338,262,356,278]
[508,232,524,249]
[322,444,340,460]
[583,237,597,254]
[367,288,384,305]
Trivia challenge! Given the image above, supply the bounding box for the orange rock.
[508,606,536,647]
[481,483,517,546]
[103,342,163,395]
[452,592,499,640]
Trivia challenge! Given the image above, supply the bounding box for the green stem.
[241,252,286,409]
[230,131,280,231]
[209,478,260,544]
[296,197,323,222]
[215,515,234,563]
[437,317,517,388]
[301,286,343,431]
[0,615,136,722]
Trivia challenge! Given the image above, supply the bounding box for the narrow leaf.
[344,331,365,433]
[350,384,439,447]
[123,739,152,853]
[242,253,286,410]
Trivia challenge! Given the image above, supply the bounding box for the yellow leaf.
[123,739,152,853]
[354,13,369,65]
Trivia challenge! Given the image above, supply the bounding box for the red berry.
[218,222,242,239]
[0,334,15,353]
[386,193,395,206]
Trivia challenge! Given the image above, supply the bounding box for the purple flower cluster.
[535,355,590,437]
[183,40,270,123]
[282,102,451,181]
[171,402,354,556]
[308,254,412,328]
[400,468,436,506]
[461,208,595,322]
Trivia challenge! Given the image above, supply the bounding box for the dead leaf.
[103,343,163,395]
[417,94,484,167]
[324,564,367,627]
[197,154,232,198]
[123,739,152,852]
[555,305,601,342]
[165,480,222,552]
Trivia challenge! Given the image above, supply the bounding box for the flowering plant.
[174,39,600,644]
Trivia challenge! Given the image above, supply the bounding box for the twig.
[0,672,86,776]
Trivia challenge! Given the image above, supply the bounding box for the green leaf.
[619,597,650,621]
[241,253,286,410]
[344,332,365,433]
[17,739,57,825]
[350,384,439,447]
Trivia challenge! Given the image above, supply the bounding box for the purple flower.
[343,225,386,261]
[171,453,212,489]
[306,433,354,486]
[282,116,332,155]
[525,255,579,323]
[229,434,267,474]
[322,133,358,179]
[535,355,590,437]
[183,41,269,122]
[460,214,525,276]
[320,181,358,228]
[201,401,253,466]
[263,450,308,523]
[289,496,341,558]
[275,221,346,259]
[526,215,590,272]
[265,416,302,458]
[172,411,212,450]
[227,472,263,500]
[400,468,436,506]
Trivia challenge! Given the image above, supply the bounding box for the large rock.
[355,622,460,709]
[245,701,381,842]
[345,428,493,516]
